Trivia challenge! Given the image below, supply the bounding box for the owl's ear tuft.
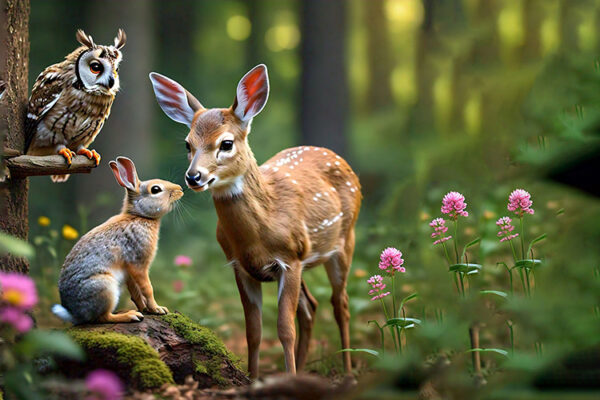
[114,29,126,50]
[76,29,96,49]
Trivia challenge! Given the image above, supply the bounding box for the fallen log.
[55,313,250,391]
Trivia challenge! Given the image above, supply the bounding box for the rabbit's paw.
[123,310,145,322]
[145,305,169,315]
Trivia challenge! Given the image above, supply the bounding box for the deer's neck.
[212,161,274,241]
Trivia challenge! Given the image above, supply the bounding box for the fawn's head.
[149,65,269,197]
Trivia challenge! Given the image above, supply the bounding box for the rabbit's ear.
[110,157,139,191]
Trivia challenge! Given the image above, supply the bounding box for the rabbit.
[52,156,183,324]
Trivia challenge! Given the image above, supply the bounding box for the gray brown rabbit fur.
[52,157,183,324]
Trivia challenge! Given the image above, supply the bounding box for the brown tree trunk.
[364,0,393,111]
[0,0,30,273]
[300,0,348,156]
[74,0,154,223]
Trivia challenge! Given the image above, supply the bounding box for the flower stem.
[442,241,453,265]
[519,216,525,260]
[458,272,466,298]
[453,219,460,263]
[391,275,402,352]
[508,239,518,263]
[380,297,399,354]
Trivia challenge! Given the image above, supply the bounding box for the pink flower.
[441,191,469,219]
[173,280,184,293]
[367,275,390,301]
[174,255,192,267]
[496,216,519,242]
[0,307,33,332]
[86,369,124,400]
[508,189,534,217]
[378,247,405,274]
[0,272,38,310]
[430,218,453,245]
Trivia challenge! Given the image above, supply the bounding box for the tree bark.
[364,0,393,111]
[0,0,30,273]
[300,0,348,156]
[74,0,154,223]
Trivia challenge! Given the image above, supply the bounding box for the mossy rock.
[58,313,249,390]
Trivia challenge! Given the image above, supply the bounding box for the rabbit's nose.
[186,172,201,186]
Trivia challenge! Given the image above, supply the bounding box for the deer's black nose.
[186,172,200,186]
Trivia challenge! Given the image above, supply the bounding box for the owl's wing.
[24,69,64,153]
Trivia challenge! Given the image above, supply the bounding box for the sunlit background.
[25,0,600,392]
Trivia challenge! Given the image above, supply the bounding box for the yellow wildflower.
[62,225,79,240]
[483,210,496,220]
[38,216,51,227]
[354,268,367,278]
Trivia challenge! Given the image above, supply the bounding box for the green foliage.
[0,232,34,259]
[67,329,174,389]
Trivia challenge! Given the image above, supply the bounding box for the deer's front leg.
[234,268,262,380]
[126,264,168,315]
[277,261,302,374]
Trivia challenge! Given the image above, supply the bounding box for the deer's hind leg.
[295,279,318,371]
[324,230,355,374]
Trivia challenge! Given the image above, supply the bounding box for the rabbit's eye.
[151,185,162,194]
[220,140,234,151]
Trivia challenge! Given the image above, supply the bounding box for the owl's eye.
[150,185,162,194]
[89,61,103,74]
[220,140,234,151]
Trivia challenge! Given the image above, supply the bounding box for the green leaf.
[384,317,422,329]
[367,320,383,330]
[0,232,35,259]
[479,290,508,299]
[526,233,547,257]
[461,237,481,262]
[15,330,85,361]
[337,348,380,357]
[399,292,419,311]
[513,259,542,270]
[449,263,482,274]
[466,348,509,357]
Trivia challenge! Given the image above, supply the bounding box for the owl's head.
[74,29,126,95]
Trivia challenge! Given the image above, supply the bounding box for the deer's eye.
[220,140,234,151]
[151,185,162,194]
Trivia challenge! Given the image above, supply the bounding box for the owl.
[25,29,126,182]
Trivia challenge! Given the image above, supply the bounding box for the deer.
[149,65,361,379]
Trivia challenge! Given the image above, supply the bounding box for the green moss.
[161,313,239,366]
[194,361,208,375]
[162,313,243,386]
[67,329,174,389]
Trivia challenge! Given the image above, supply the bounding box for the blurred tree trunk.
[0,0,30,273]
[74,0,154,222]
[157,0,194,81]
[364,0,392,111]
[300,0,347,156]
[246,0,267,68]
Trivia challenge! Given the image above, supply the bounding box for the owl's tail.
[51,174,70,183]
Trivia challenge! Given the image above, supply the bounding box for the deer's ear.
[149,72,203,127]
[232,64,269,123]
[110,157,139,191]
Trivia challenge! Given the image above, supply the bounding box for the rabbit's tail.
[51,304,75,323]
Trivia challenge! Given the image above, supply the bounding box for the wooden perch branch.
[6,154,98,177]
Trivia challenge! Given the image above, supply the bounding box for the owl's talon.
[77,148,101,166]
[58,148,76,166]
